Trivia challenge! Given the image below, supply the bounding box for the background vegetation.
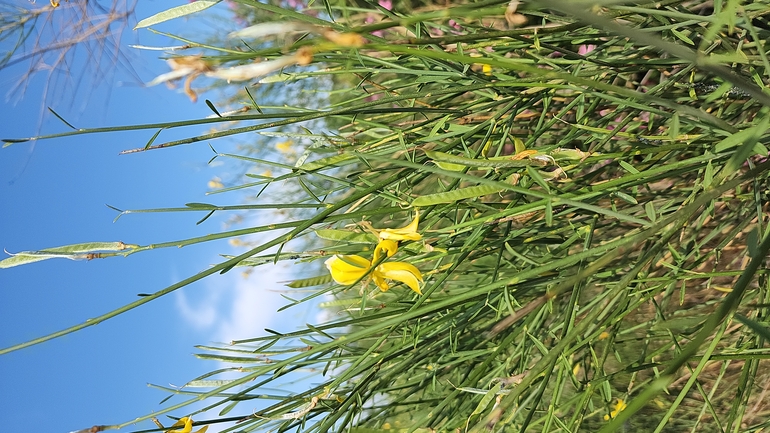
[3,0,770,432]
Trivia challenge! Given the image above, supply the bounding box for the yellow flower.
[603,399,627,421]
[276,140,293,153]
[319,29,367,47]
[166,417,209,433]
[374,239,398,259]
[208,177,224,189]
[377,212,421,241]
[325,254,372,286]
[372,261,424,295]
[325,248,423,295]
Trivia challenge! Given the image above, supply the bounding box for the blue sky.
[0,2,317,432]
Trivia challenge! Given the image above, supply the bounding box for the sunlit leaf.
[134,1,220,29]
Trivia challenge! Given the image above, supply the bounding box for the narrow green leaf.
[433,160,469,172]
[297,154,355,171]
[0,242,137,268]
[144,128,164,150]
[747,226,760,259]
[412,184,503,206]
[48,107,76,130]
[425,150,546,169]
[513,137,526,154]
[193,353,265,363]
[185,202,218,209]
[735,314,770,342]
[614,191,638,205]
[670,112,680,140]
[315,229,377,244]
[134,1,220,29]
[205,100,222,117]
[185,379,238,388]
[618,160,640,174]
[714,125,765,153]
[196,210,216,225]
[245,87,263,114]
[525,166,550,192]
[286,274,333,288]
[428,115,451,137]
[670,28,694,45]
[644,202,657,222]
[703,161,714,189]
[469,387,499,420]
[218,400,239,416]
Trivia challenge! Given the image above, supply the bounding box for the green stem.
[0,173,403,355]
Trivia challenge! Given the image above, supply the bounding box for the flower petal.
[325,255,371,285]
[372,273,390,292]
[374,239,398,262]
[378,212,421,241]
[167,417,193,433]
[326,255,371,271]
[377,262,423,295]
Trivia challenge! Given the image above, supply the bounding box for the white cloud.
[175,288,218,330]
[175,253,299,344]
[213,266,288,343]
[173,261,289,341]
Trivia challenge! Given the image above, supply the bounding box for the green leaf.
[185,202,218,209]
[286,274,333,288]
[134,1,220,29]
[618,160,640,174]
[703,161,714,189]
[714,124,765,153]
[670,28,694,45]
[468,386,499,421]
[433,160,469,172]
[205,99,222,117]
[185,379,238,388]
[412,184,504,206]
[315,229,377,244]
[614,191,638,205]
[219,400,239,417]
[297,154,355,171]
[644,202,657,222]
[747,226,760,259]
[425,150,546,169]
[525,166,550,192]
[735,313,770,342]
[0,242,137,268]
[650,316,704,333]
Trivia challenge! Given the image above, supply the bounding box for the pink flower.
[578,44,596,55]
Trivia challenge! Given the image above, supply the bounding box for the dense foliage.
[4,1,770,432]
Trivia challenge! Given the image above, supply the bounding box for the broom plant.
[3,0,770,432]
